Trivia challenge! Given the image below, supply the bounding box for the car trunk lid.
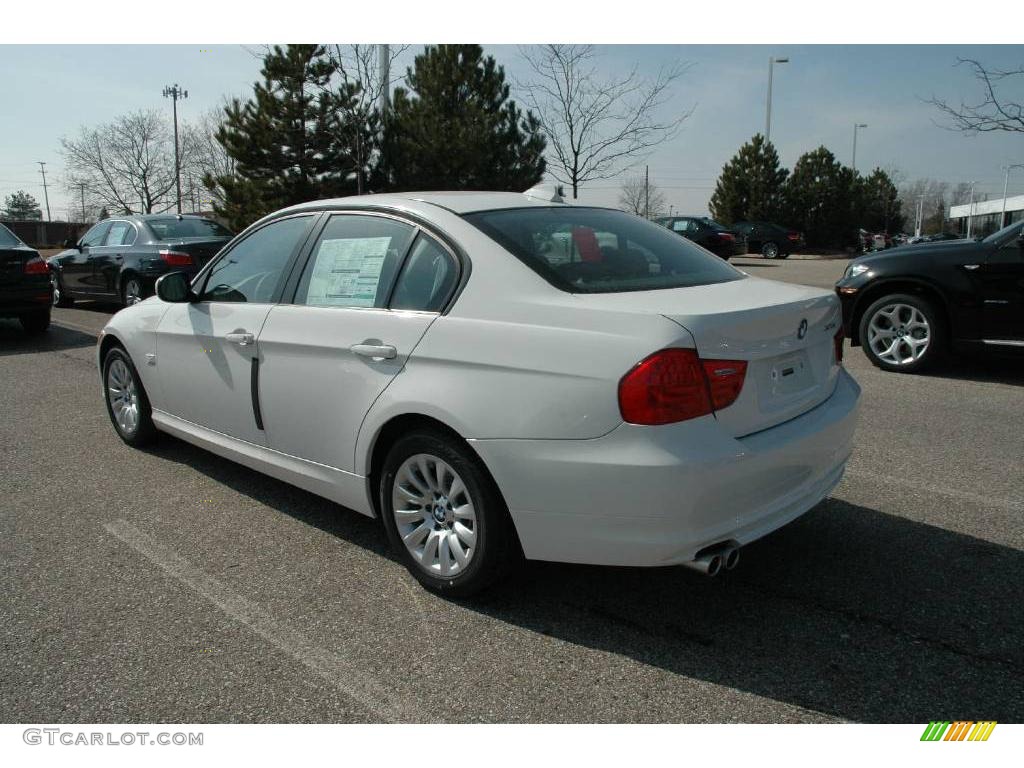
[573,276,843,437]
[0,246,34,285]
[158,237,230,271]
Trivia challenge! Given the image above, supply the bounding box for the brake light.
[717,232,735,241]
[618,348,747,425]
[24,257,48,275]
[702,359,748,410]
[787,232,801,241]
[834,327,844,365]
[159,250,193,267]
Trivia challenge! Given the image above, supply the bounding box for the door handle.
[962,264,980,270]
[350,343,397,360]
[225,331,255,346]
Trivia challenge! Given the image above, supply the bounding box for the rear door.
[153,213,318,445]
[257,213,458,471]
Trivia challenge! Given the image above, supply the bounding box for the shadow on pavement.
[0,321,97,358]
[145,433,1024,723]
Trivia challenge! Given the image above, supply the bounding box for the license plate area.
[766,350,812,397]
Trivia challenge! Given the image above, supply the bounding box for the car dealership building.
[949,193,1024,237]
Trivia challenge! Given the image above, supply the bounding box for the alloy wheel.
[124,279,142,306]
[107,358,140,436]
[867,303,930,366]
[763,242,779,259]
[391,453,478,577]
[51,273,61,306]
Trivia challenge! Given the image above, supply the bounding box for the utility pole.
[37,161,52,221]
[914,195,925,237]
[78,182,86,222]
[644,165,650,219]
[851,123,868,175]
[1000,164,1024,228]
[163,83,188,214]
[965,181,977,238]
[765,56,789,144]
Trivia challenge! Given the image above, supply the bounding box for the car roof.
[279,190,571,217]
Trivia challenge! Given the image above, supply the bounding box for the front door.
[979,228,1024,342]
[257,214,459,471]
[65,221,110,294]
[153,214,318,445]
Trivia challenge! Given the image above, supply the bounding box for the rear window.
[147,217,233,240]
[464,207,743,293]
[0,224,24,247]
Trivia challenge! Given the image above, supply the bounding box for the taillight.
[702,359,748,410]
[24,257,48,275]
[834,327,844,365]
[717,232,735,241]
[787,232,800,241]
[159,250,193,267]
[618,348,747,426]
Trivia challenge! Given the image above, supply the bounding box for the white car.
[98,190,861,596]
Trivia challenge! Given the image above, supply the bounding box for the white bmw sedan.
[98,191,860,596]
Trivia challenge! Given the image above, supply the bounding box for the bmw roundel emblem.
[797,319,808,339]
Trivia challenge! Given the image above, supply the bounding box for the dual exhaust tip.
[683,544,740,577]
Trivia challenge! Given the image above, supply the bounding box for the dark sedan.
[732,221,803,259]
[835,220,1024,372]
[654,216,745,259]
[48,214,233,307]
[0,223,52,333]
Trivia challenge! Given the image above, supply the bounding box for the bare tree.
[517,45,692,199]
[182,107,236,209]
[618,175,666,219]
[929,58,1024,134]
[61,110,178,214]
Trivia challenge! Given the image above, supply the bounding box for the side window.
[199,215,313,303]
[105,221,135,246]
[295,214,415,309]
[671,219,688,233]
[81,222,111,247]
[390,234,458,312]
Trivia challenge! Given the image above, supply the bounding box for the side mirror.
[63,237,79,250]
[155,271,195,303]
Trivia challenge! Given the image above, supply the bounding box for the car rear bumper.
[0,282,52,316]
[471,367,861,567]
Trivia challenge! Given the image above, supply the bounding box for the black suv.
[835,220,1024,372]
[48,214,233,307]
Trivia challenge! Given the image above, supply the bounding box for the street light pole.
[1000,164,1024,228]
[965,181,977,239]
[851,123,868,175]
[162,84,188,214]
[765,56,789,144]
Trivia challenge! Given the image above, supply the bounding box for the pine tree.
[858,168,904,233]
[781,146,857,249]
[210,45,351,231]
[2,190,43,220]
[385,45,546,191]
[709,134,788,225]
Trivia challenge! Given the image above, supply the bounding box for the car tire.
[121,276,144,307]
[102,345,157,446]
[859,293,944,373]
[19,310,50,334]
[51,271,73,307]
[762,241,780,259]
[379,428,518,598]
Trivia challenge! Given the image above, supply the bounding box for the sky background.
[0,44,1021,222]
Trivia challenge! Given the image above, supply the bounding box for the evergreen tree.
[858,168,904,233]
[210,45,351,231]
[2,190,43,220]
[781,146,858,249]
[709,134,788,225]
[386,45,546,191]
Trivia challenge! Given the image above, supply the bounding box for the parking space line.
[843,469,1024,513]
[52,319,101,337]
[103,519,414,723]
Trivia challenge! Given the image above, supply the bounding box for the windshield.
[464,207,743,294]
[0,223,24,247]
[983,219,1024,245]
[146,217,233,240]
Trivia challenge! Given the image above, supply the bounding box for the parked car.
[48,214,233,308]
[871,232,892,251]
[654,215,745,259]
[98,192,860,596]
[732,221,803,259]
[926,231,964,243]
[0,222,51,333]
[835,219,1024,372]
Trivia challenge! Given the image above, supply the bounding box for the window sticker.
[305,236,390,307]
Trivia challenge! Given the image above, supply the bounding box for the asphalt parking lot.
[2,255,1022,723]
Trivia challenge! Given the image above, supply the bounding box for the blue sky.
[0,44,1021,220]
